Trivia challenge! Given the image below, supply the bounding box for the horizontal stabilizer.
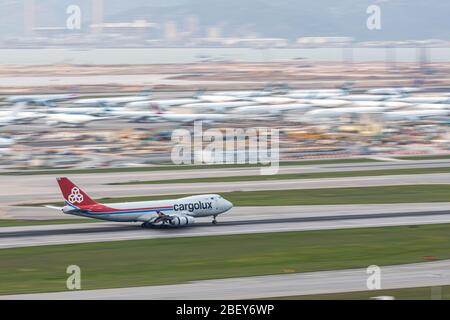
[44,205,63,210]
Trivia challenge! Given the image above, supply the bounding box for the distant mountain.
[1,0,449,41]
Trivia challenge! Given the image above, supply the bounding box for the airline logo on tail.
[57,177,97,207]
[68,187,84,204]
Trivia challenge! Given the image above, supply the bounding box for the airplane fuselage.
[63,194,233,223]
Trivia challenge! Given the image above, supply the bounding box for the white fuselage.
[197,95,239,103]
[210,90,272,98]
[125,99,200,109]
[6,94,76,104]
[398,96,450,104]
[158,113,227,122]
[45,114,104,125]
[64,194,233,223]
[73,96,148,106]
[233,103,311,115]
[180,101,257,112]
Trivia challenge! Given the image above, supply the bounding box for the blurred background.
[1,0,450,301]
[0,0,449,169]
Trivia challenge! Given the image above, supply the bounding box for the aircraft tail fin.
[56,177,97,207]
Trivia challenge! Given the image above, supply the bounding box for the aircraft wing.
[135,212,160,222]
[143,211,175,224]
[137,211,193,225]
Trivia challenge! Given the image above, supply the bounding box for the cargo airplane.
[47,177,233,227]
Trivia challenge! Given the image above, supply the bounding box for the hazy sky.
[0,0,449,41]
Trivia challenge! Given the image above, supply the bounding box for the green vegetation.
[0,219,94,228]
[395,154,450,161]
[1,224,450,295]
[26,184,450,207]
[110,166,450,185]
[270,286,450,300]
[0,158,379,176]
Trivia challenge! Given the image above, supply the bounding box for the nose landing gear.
[212,215,218,225]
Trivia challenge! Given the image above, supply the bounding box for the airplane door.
[212,196,219,211]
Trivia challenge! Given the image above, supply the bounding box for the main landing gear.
[212,215,218,225]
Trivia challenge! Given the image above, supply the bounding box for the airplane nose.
[225,200,233,211]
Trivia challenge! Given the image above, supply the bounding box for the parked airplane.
[288,89,347,95]
[0,103,44,126]
[367,87,421,95]
[233,103,311,115]
[349,101,411,109]
[45,114,110,126]
[284,92,345,99]
[341,94,400,102]
[385,109,450,121]
[285,89,348,99]
[304,106,385,119]
[117,104,227,123]
[397,96,450,104]
[296,99,349,108]
[156,113,228,123]
[410,103,450,110]
[6,94,77,106]
[73,96,149,107]
[47,177,233,227]
[0,137,13,154]
[251,96,297,104]
[110,109,160,122]
[46,106,115,116]
[180,101,257,112]
[210,90,272,98]
[196,94,240,103]
[0,137,12,148]
[125,99,200,110]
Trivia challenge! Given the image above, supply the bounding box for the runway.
[0,159,449,206]
[1,203,450,248]
[2,259,450,299]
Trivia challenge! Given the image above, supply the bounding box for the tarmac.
[2,259,450,299]
[0,203,449,248]
[0,159,449,206]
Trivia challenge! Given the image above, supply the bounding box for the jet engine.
[169,215,195,226]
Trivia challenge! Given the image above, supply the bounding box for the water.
[0,47,448,65]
